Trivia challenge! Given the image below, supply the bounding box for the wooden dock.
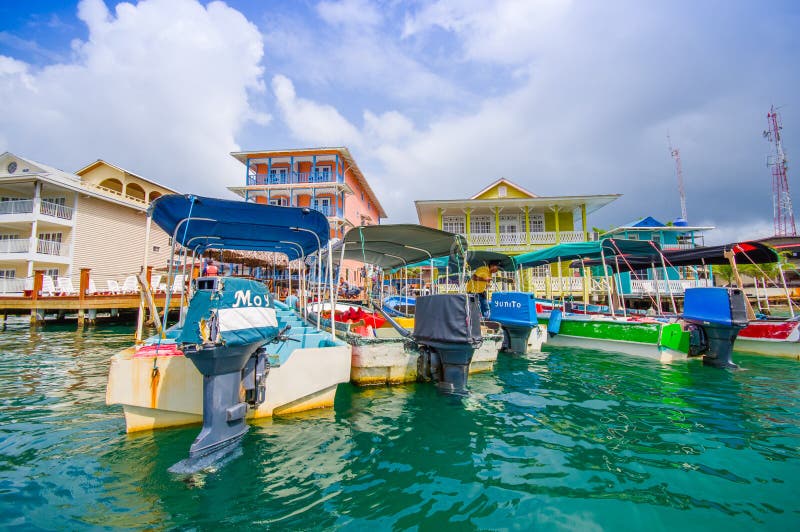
[0,268,181,326]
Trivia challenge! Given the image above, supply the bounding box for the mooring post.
[78,268,90,327]
[30,270,44,325]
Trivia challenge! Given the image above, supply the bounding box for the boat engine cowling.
[682,287,748,369]
[178,277,280,459]
[413,294,482,395]
[490,291,538,355]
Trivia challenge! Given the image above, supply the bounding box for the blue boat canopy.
[514,238,662,269]
[149,194,330,259]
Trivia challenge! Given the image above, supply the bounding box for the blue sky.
[1,0,799,242]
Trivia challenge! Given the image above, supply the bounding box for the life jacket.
[206,264,218,276]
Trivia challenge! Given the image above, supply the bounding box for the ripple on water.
[1,320,799,530]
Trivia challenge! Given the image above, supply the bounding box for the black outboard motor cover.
[682,287,748,369]
[178,277,280,459]
[490,291,538,354]
[413,294,482,394]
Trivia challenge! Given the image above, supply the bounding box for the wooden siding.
[71,196,172,287]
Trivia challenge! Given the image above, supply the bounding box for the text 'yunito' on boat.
[575,240,800,359]
[105,194,351,468]
[305,224,503,394]
[513,238,750,368]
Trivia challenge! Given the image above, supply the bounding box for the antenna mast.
[764,105,797,236]
[668,134,688,221]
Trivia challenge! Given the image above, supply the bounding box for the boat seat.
[268,332,336,365]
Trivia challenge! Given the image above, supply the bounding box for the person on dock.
[205,259,219,277]
[466,260,500,318]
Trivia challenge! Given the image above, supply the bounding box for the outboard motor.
[177,277,280,460]
[682,287,748,369]
[413,294,482,395]
[490,291,538,355]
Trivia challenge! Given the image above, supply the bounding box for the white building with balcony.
[0,152,175,294]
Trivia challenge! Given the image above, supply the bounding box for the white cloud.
[317,0,382,27]
[703,219,776,246]
[403,0,573,64]
[262,4,464,103]
[272,74,363,147]
[0,0,267,194]
[363,110,415,143]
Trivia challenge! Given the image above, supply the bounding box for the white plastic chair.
[41,275,56,297]
[88,279,98,295]
[170,274,185,294]
[150,274,162,292]
[56,276,77,295]
[121,275,139,294]
[107,280,121,294]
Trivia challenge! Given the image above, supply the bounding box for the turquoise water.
[1,320,798,530]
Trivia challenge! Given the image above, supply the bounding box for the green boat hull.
[539,316,691,362]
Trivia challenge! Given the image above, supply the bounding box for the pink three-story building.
[228,147,386,287]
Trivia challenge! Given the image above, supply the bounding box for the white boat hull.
[350,335,502,385]
[544,333,688,363]
[106,343,351,433]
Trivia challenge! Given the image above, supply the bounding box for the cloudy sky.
[1,0,798,243]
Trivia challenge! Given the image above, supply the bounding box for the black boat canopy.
[336,224,467,269]
[570,241,780,272]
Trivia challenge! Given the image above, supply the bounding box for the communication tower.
[764,105,797,236]
[668,134,688,221]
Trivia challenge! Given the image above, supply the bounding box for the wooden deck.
[0,268,182,325]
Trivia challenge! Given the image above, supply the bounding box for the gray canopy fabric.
[336,224,467,269]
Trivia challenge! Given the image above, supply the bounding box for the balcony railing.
[40,201,74,220]
[529,231,557,245]
[469,231,588,247]
[0,277,28,294]
[36,238,68,256]
[629,279,712,294]
[0,199,34,215]
[249,171,343,186]
[661,243,696,251]
[86,183,149,205]
[469,233,497,246]
[559,231,585,243]
[0,238,30,253]
[314,205,344,218]
[499,232,527,245]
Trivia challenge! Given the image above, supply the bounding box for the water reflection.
[1,320,798,530]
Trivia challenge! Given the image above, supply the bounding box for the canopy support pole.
[600,248,616,316]
[615,255,626,318]
[329,240,336,339]
[651,262,662,315]
[779,263,795,318]
[317,250,323,331]
[659,254,678,315]
[135,215,152,344]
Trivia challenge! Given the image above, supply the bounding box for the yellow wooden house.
[415,178,620,254]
